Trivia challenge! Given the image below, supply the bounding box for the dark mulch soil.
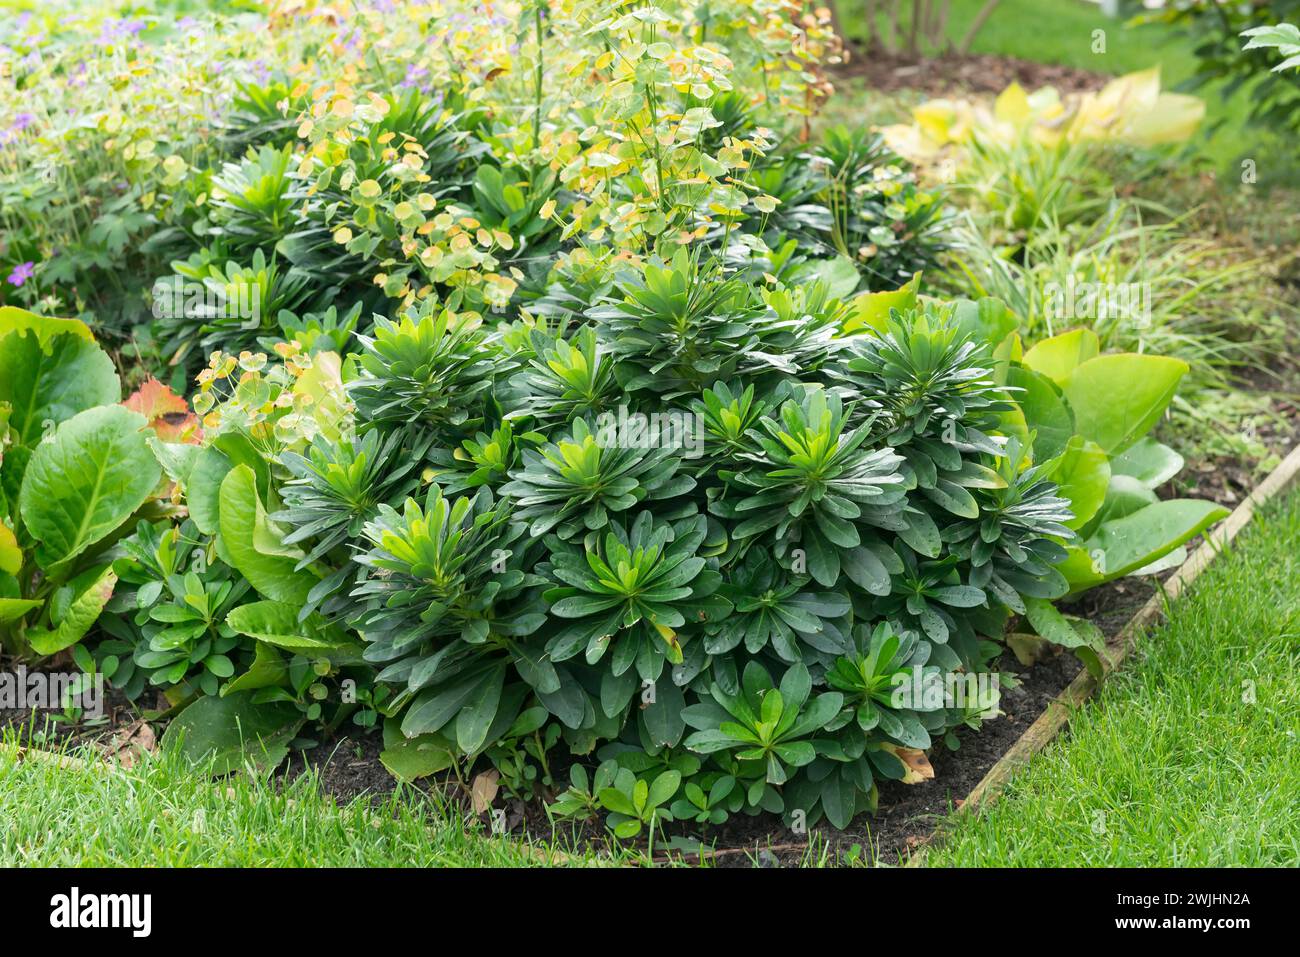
[285,731,393,804]
[832,47,1110,97]
[0,666,143,753]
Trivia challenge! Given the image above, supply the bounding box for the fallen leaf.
[884,744,935,784]
[471,769,500,814]
[1006,631,1049,666]
[106,719,157,768]
[123,377,203,444]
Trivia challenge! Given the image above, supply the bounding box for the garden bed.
[834,49,1109,97]
[4,0,1298,870]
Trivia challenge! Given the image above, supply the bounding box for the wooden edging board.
[7,441,1300,868]
[902,438,1300,867]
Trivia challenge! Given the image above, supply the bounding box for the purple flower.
[98,18,147,44]
[7,262,35,287]
[399,63,430,89]
[0,113,34,145]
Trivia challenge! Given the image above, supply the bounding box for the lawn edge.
[904,438,1300,867]
[11,441,1300,869]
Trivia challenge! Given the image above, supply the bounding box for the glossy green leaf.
[1111,437,1184,490]
[225,600,352,650]
[0,331,120,446]
[1061,498,1230,592]
[0,306,94,346]
[19,406,159,570]
[161,691,303,775]
[1062,354,1188,456]
[26,565,117,656]
[1022,328,1099,386]
[1050,436,1110,530]
[1008,364,1074,462]
[843,272,920,334]
[218,466,314,604]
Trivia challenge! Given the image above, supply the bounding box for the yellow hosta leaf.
[994,82,1031,125]
[1119,93,1206,147]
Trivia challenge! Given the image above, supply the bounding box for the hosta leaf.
[19,406,159,570]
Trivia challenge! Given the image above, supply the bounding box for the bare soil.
[832,48,1110,98]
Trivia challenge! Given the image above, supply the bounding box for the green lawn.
[833,0,1295,181]
[925,484,1300,867]
[0,743,617,867]
[5,484,1298,868]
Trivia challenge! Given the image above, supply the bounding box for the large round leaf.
[1110,437,1184,490]
[0,306,95,346]
[1022,328,1099,386]
[19,406,160,570]
[161,691,302,775]
[0,330,119,446]
[1061,498,1230,593]
[1062,354,1188,456]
